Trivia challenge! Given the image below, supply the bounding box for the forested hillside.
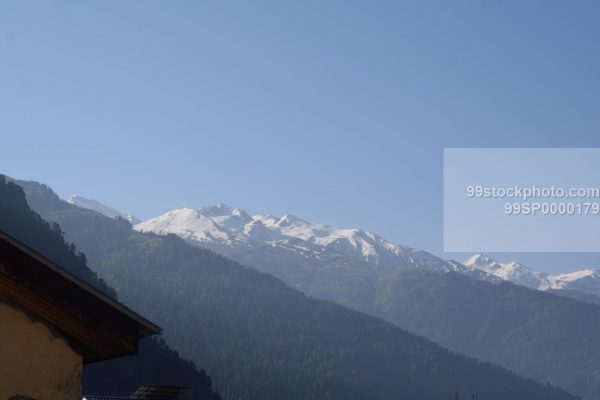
[123,196,600,400]
[548,288,600,306]
[0,176,221,400]
[370,269,600,399]
[11,178,579,400]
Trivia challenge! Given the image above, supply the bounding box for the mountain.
[368,269,600,399]
[83,336,219,398]
[12,178,578,400]
[136,204,453,270]
[131,203,600,400]
[0,176,221,399]
[464,254,600,297]
[68,194,140,224]
[135,205,493,306]
[136,205,600,300]
[548,288,600,306]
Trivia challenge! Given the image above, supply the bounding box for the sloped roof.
[0,230,161,363]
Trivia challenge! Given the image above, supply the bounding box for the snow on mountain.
[64,193,600,303]
[134,207,241,244]
[73,196,599,300]
[545,269,600,293]
[135,203,471,274]
[136,204,505,306]
[67,195,141,225]
[463,254,546,289]
[464,253,600,297]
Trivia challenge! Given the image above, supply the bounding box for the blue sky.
[1,1,599,272]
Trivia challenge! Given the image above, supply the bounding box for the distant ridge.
[29,191,600,400]
[464,253,600,297]
[14,178,580,400]
[68,195,141,225]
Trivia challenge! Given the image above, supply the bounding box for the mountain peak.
[165,207,199,216]
[198,203,251,220]
[553,268,600,281]
[67,194,140,224]
[464,253,497,268]
[199,203,233,216]
[136,207,234,244]
[277,213,306,226]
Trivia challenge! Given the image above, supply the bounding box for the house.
[0,231,161,400]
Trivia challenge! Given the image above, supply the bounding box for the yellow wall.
[0,300,83,400]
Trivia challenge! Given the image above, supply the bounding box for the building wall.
[0,300,83,400]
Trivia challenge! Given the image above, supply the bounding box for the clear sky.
[2,1,599,272]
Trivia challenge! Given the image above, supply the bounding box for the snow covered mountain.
[67,195,141,225]
[134,204,495,303]
[464,253,600,297]
[68,196,599,301]
[134,203,485,273]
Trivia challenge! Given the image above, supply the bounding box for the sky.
[1,1,599,272]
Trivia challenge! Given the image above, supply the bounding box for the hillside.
[0,176,221,400]
[122,201,600,400]
[11,178,579,400]
[369,269,600,399]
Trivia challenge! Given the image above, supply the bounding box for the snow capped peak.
[232,208,250,219]
[464,254,532,274]
[197,203,251,221]
[196,204,252,233]
[464,254,545,288]
[133,203,597,301]
[546,268,600,288]
[464,253,499,269]
[277,214,307,227]
[67,194,600,299]
[164,207,199,217]
[135,204,455,273]
[135,207,235,244]
[67,195,140,224]
[556,268,600,281]
[464,253,600,296]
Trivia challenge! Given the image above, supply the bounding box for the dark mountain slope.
[125,203,600,399]
[83,337,218,398]
[548,288,600,306]
[0,176,221,400]
[12,178,578,400]
[370,269,600,399]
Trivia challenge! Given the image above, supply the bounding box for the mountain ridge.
[16,181,581,400]
[67,195,600,303]
[464,253,600,296]
[135,204,486,274]
[68,194,141,225]
[0,177,221,399]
